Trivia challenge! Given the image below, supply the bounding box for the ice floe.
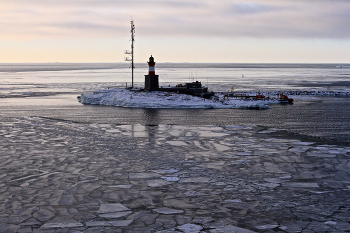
[146,179,171,187]
[97,203,130,214]
[99,211,132,219]
[184,191,208,197]
[283,182,319,188]
[129,172,161,179]
[180,177,211,183]
[150,169,179,174]
[224,199,243,203]
[153,208,184,214]
[177,223,203,233]
[85,220,133,227]
[161,176,180,182]
[41,222,84,228]
[108,184,133,189]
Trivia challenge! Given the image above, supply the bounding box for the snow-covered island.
[77,87,350,109]
[77,88,274,109]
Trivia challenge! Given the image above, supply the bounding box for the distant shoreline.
[1,62,349,73]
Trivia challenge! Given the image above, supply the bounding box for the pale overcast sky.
[0,0,349,63]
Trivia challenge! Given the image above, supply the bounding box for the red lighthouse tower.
[148,55,156,75]
[144,55,159,91]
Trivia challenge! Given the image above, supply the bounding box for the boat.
[279,94,293,103]
[255,93,265,100]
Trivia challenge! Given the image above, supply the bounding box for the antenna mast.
[125,20,135,88]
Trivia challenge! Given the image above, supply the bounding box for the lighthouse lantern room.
[144,55,159,91]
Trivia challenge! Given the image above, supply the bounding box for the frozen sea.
[1,63,350,232]
[1,62,350,143]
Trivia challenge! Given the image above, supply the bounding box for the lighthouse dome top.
[149,55,154,62]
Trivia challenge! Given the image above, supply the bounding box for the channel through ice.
[78,88,273,109]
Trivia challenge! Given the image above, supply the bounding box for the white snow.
[77,88,272,109]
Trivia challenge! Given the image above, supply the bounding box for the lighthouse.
[148,55,156,75]
[144,55,159,91]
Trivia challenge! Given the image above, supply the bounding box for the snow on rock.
[77,88,271,109]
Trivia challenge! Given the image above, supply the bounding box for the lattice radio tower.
[124,20,135,88]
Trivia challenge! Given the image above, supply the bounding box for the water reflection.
[142,109,160,145]
[143,108,160,125]
[118,109,161,144]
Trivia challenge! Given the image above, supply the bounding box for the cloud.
[0,0,349,40]
[231,2,280,14]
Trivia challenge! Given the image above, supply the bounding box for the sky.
[0,0,349,63]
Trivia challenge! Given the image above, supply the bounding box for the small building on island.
[144,55,214,99]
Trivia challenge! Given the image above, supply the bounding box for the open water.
[0,63,350,144]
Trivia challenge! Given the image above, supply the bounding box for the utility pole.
[125,20,135,88]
